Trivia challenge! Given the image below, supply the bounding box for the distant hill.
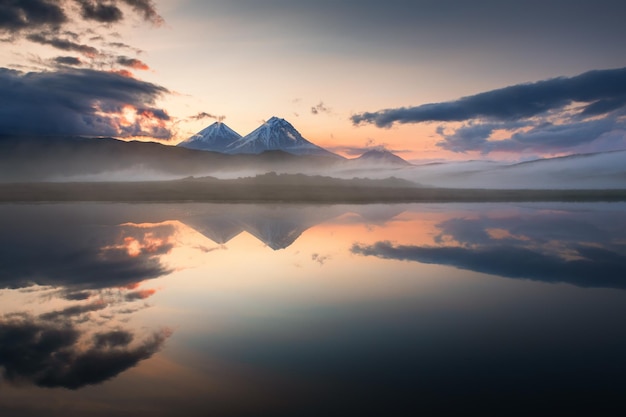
[0,135,341,182]
[351,149,412,167]
[3,173,625,203]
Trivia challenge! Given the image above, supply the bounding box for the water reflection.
[353,204,626,289]
[0,314,170,389]
[1,202,626,415]
[0,206,181,390]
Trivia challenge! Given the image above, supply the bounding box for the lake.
[1,202,625,416]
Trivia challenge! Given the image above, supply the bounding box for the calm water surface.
[1,202,625,416]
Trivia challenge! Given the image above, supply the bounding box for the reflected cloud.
[0,215,175,290]
[0,207,180,391]
[352,208,626,289]
[0,314,170,389]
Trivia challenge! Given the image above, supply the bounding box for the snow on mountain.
[225,116,337,157]
[353,149,412,167]
[177,122,242,152]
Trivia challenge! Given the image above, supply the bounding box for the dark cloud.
[27,33,99,56]
[0,0,163,34]
[0,67,172,138]
[352,67,626,127]
[0,316,170,389]
[78,0,124,23]
[93,330,133,349]
[436,117,625,154]
[108,41,143,53]
[40,302,108,321]
[53,55,82,66]
[116,56,149,70]
[352,67,626,155]
[189,112,226,122]
[311,101,330,115]
[63,291,93,301]
[0,0,67,33]
[121,0,163,25]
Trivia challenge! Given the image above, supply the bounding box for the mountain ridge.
[178,116,339,158]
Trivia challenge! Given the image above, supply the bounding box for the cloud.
[27,33,99,57]
[40,301,108,321]
[108,41,143,54]
[189,112,226,122]
[124,288,156,301]
[352,67,626,127]
[436,118,626,154]
[116,56,149,70]
[352,67,626,155]
[0,0,163,35]
[121,0,163,26]
[54,55,82,66]
[0,0,67,33]
[311,101,330,115]
[78,0,124,23]
[0,67,172,138]
[311,253,331,265]
[93,330,134,348]
[0,316,170,389]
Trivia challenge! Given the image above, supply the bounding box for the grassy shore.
[1,176,625,203]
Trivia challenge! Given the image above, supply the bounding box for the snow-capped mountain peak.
[177,121,242,152]
[225,116,337,157]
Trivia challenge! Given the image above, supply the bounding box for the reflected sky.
[1,202,626,416]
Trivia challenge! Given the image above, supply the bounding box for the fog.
[329,150,626,189]
[1,136,624,189]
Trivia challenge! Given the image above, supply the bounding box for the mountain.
[0,135,341,182]
[353,149,412,167]
[177,122,241,152]
[225,116,338,157]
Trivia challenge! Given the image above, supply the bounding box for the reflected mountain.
[182,205,350,250]
[0,203,405,391]
[353,206,626,289]
[0,204,403,292]
[1,200,626,412]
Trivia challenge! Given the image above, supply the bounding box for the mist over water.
[1,202,626,416]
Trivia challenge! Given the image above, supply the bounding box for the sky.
[1,0,626,161]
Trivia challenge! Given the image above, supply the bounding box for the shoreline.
[1,181,625,203]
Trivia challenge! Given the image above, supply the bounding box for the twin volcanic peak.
[178,117,336,157]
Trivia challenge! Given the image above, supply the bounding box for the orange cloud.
[117,56,150,71]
